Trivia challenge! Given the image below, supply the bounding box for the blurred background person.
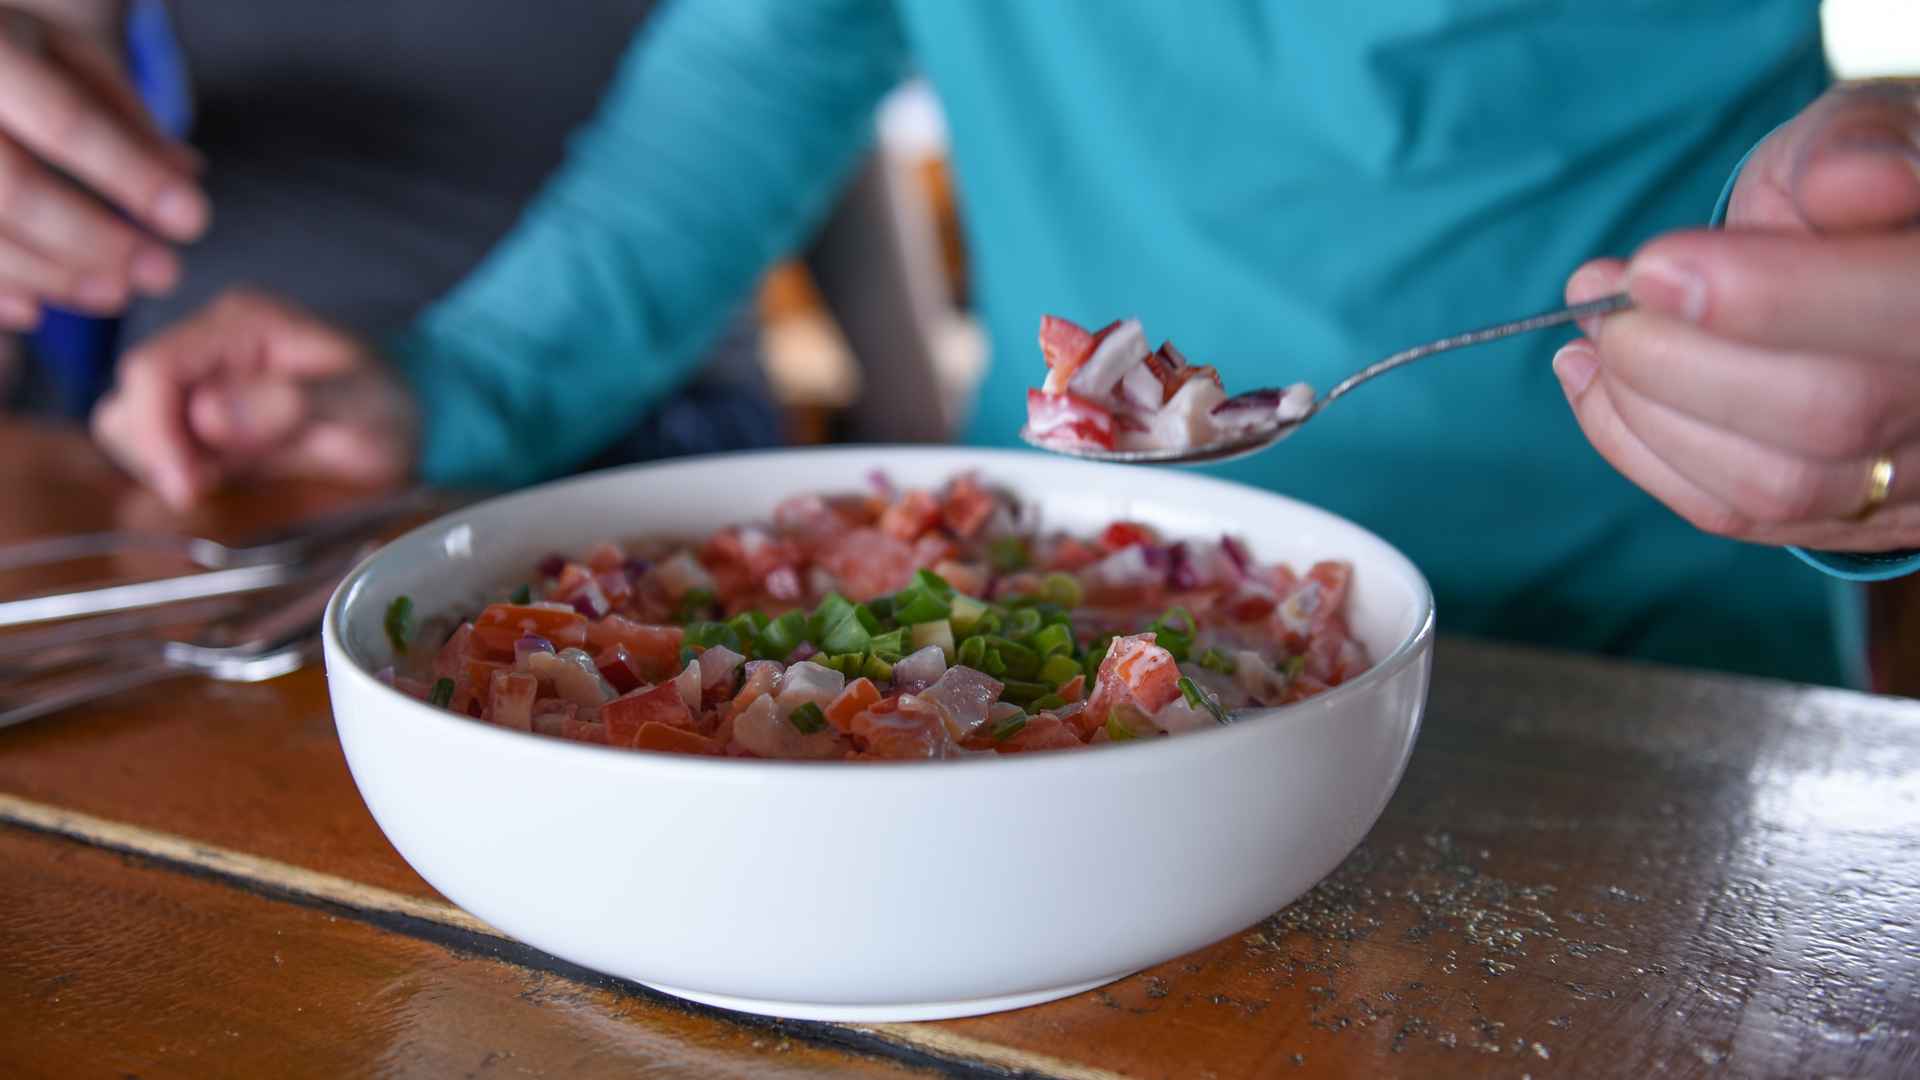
[0,0,781,463]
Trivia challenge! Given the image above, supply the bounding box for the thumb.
[185,377,308,456]
[1789,85,1920,233]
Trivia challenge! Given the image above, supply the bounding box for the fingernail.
[1552,342,1599,398]
[151,185,209,240]
[1627,256,1707,323]
[130,246,180,294]
[75,275,125,311]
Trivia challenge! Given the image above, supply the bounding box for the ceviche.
[1025,314,1314,453]
[381,473,1370,760]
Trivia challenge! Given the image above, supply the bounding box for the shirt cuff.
[1711,130,1920,582]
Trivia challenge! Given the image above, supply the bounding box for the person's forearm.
[394,0,910,489]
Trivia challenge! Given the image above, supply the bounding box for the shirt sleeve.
[1711,137,1920,583]
[387,0,909,489]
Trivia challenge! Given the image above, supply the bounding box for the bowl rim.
[323,446,1436,782]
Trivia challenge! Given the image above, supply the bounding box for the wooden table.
[2,423,1917,1079]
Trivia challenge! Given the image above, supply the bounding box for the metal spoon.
[1021,292,1633,465]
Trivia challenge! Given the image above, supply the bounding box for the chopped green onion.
[910,619,956,661]
[1284,655,1307,679]
[862,653,895,682]
[1040,572,1083,609]
[887,569,956,625]
[1198,648,1238,675]
[985,636,1039,679]
[428,677,454,707]
[1147,607,1195,661]
[816,594,879,654]
[866,627,908,661]
[1178,675,1232,725]
[957,635,989,670]
[971,611,1004,638]
[1039,653,1082,688]
[999,679,1054,706]
[509,584,532,605]
[1030,693,1067,711]
[991,714,1028,742]
[679,645,697,666]
[950,594,989,636]
[787,702,827,734]
[1105,712,1137,741]
[988,536,1029,573]
[818,652,865,677]
[754,610,810,659]
[384,595,413,655]
[1004,606,1043,642]
[867,595,894,622]
[685,621,742,652]
[675,587,717,623]
[981,649,1009,677]
[1031,622,1075,659]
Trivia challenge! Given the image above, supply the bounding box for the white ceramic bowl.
[322,447,1433,1022]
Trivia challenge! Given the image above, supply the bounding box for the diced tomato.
[1304,562,1352,625]
[1223,587,1278,622]
[880,490,942,541]
[434,622,474,681]
[464,657,507,693]
[584,616,683,679]
[1044,537,1102,572]
[594,569,634,610]
[940,474,997,538]
[1025,390,1116,451]
[1038,314,1098,392]
[473,604,588,657]
[817,527,917,601]
[488,670,538,731]
[594,645,643,695]
[1100,521,1158,552]
[634,721,722,756]
[603,683,695,745]
[996,713,1084,753]
[531,699,578,737]
[825,677,882,733]
[1057,674,1086,704]
[584,542,626,572]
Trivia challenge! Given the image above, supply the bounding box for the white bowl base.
[641,971,1132,1022]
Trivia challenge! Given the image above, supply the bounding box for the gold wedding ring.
[1854,454,1896,521]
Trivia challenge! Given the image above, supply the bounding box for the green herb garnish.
[1040,572,1083,609]
[787,702,827,734]
[1148,607,1195,661]
[889,569,955,625]
[1030,693,1067,711]
[1038,652,1082,688]
[865,627,908,661]
[754,610,810,659]
[384,595,413,656]
[1197,647,1238,675]
[675,587,717,623]
[991,714,1028,742]
[685,621,742,653]
[1178,675,1231,725]
[509,584,532,605]
[1030,622,1075,660]
[1105,712,1137,741]
[1284,655,1307,679]
[428,677,454,707]
[988,536,1029,573]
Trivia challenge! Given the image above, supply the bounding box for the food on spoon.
[1027,314,1314,453]
[383,473,1370,760]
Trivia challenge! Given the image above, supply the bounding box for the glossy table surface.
[2,422,1916,1079]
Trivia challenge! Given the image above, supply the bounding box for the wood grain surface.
[2,423,1917,1079]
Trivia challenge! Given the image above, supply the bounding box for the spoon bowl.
[1026,292,1632,465]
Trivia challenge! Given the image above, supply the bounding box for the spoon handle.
[1318,292,1632,409]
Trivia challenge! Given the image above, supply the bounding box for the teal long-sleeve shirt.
[392,0,1912,688]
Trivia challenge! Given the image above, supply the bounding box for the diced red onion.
[866,470,894,500]
[890,645,948,695]
[537,553,567,579]
[568,579,610,619]
[515,634,555,667]
[1220,535,1253,576]
[785,642,819,664]
[1167,542,1200,590]
[622,557,652,578]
